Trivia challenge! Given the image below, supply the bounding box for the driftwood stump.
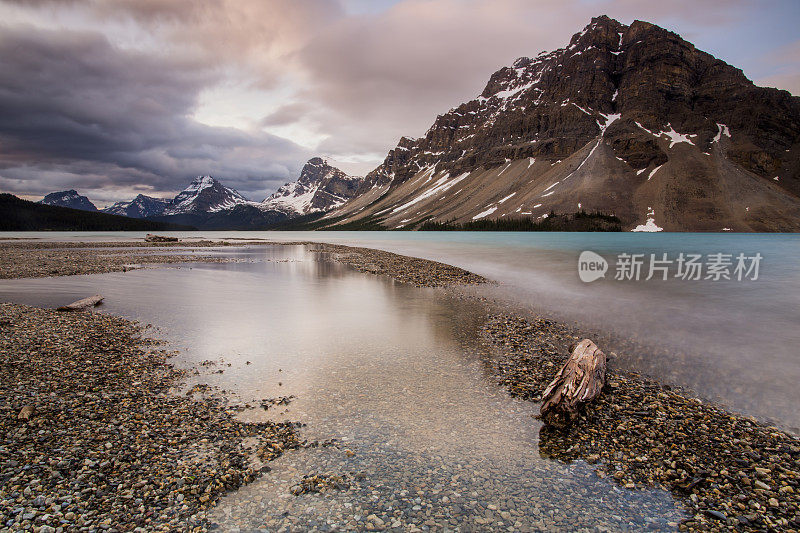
[540,339,606,428]
[57,295,104,312]
[145,234,178,243]
[17,405,35,420]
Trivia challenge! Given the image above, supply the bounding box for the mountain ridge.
[324,15,800,232]
[38,190,98,212]
[142,159,360,229]
[103,194,171,218]
[38,159,361,229]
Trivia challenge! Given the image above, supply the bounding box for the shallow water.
[0,245,685,531]
[5,230,798,431]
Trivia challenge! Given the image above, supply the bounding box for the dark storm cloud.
[0,25,310,202]
[0,0,797,196]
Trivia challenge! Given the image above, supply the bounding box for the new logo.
[578,251,608,282]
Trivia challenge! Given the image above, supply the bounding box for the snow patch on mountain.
[632,208,664,232]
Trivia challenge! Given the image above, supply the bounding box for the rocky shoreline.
[0,240,268,280]
[479,314,800,532]
[0,303,302,531]
[0,241,487,287]
[304,243,487,287]
[0,240,797,532]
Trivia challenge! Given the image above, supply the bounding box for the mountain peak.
[186,175,218,190]
[162,176,247,215]
[261,157,362,216]
[567,15,626,52]
[102,194,170,218]
[39,190,97,212]
[324,16,800,232]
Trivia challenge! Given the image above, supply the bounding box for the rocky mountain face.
[162,176,248,216]
[103,194,170,218]
[261,158,362,216]
[38,190,97,212]
[328,16,800,231]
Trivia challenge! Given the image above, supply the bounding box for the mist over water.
[3,230,798,431]
[260,232,800,431]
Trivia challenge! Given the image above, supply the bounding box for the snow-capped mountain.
[102,194,170,218]
[260,158,362,216]
[326,16,800,232]
[161,176,248,216]
[38,190,97,212]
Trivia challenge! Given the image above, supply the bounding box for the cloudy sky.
[1,0,798,206]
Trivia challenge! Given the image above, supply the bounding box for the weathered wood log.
[57,294,104,311]
[17,405,35,420]
[145,234,178,243]
[539,339,606,428]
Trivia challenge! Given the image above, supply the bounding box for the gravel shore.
[0,241,486,287]
[305,243,487,287]
[480,314,800,532]
[0,241,263,280]
[0,303,301,531]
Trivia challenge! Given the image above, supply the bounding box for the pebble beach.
[0,303,300,531]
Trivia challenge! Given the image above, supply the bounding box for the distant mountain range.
[22,16,800,232]
[1,194,190,231]
[99,176,249,219]
[30,158,362,230]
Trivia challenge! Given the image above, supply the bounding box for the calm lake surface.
[0,245,685,530]
[3,230,799,431]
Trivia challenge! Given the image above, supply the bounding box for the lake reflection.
[0,245,685,530]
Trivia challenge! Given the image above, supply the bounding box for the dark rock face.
[335,16,800,231]
[262,158,362,215]
[38,190,97,212]
[103,195,170,218]
[360,16,798,189]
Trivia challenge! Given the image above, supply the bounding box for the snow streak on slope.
[391,172,471,214]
